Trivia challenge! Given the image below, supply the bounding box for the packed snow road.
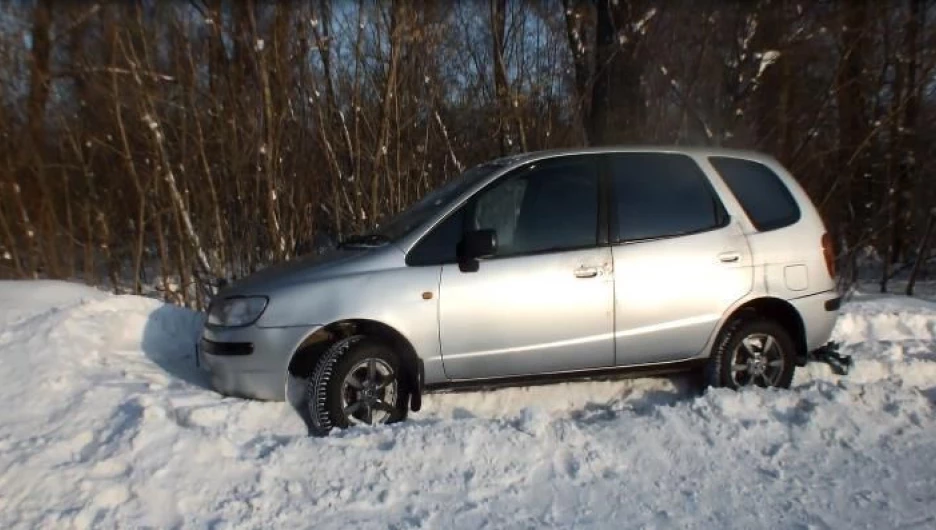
[0,280,934,529]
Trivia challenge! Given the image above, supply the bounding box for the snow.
[756,50,781,78]
[1,280,935,528]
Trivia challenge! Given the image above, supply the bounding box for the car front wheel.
[307,335,408,436]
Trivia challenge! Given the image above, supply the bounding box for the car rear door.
[606,152,753,366]
[437,155,615,380]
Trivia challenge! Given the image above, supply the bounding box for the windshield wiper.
[337,233,390,248]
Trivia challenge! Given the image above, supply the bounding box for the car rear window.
[708,157,801,231]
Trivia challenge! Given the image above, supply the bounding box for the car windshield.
[370,162,506,241]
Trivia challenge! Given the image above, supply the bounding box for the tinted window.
[376,162,503,241]
[471,157,598,256]
[406,209,464,266]
[610,153,726,241]
[709,157,801,231]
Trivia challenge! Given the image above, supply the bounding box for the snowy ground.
[1,281,935,529]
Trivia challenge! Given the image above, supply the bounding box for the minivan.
[198,147,841,436]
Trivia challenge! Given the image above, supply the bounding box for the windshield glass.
[373,162,505,241]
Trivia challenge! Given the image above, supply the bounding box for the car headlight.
[207,296,268,327]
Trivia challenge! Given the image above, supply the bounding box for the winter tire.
[306,335,408,437]
[707,317,796,389]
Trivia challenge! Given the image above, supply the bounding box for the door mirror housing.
[457,229,497,271]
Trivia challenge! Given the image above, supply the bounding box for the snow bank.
[0,281,934,528]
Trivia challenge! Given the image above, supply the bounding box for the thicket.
[1,1,934,305]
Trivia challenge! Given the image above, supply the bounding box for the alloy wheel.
[729,332,786,387]
[340,358,398,425]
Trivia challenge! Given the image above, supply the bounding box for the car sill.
[425,359,707,394]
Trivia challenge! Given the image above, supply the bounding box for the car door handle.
[718,252,741,263]
[573,266,599,278]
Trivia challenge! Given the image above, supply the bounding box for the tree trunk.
[906,209,936,296]
[371,1,403,225]
[882,6,906,293]
[491,0,510,155]
[893,0,922,267]
[24,0,56,277]
[835,0,871,278]
[27,0,53,149]
[588,0,648,145]
[751,0,784,154]
[561,0,593,145]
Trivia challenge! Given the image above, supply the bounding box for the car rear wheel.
[707,318,796,389]
[306,335,408,436]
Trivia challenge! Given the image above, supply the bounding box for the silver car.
[198,147,841,436]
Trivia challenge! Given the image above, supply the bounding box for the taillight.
[821,233,836,279]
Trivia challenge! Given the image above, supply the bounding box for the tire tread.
[307,335,363,436]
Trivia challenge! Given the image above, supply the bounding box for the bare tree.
[0,0,934,301]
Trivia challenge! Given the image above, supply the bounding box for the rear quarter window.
[708,157,801,231]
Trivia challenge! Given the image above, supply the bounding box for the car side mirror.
[456,229,497,271]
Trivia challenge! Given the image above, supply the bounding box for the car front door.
[437,156,614,380]
[606,153,753,366]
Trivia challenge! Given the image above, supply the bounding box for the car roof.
[492,145,777,167]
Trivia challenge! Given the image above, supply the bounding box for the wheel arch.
[713,297,808,365]
[284,319,424,412]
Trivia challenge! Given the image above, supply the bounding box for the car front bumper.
[197,324,318,401]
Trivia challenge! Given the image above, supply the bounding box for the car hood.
[216,245,390,297]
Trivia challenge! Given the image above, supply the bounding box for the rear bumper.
[788,290,841,353]
[824,296,842,312]
[197,324,318,401]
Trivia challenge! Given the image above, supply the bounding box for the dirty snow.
[0,280,935,529]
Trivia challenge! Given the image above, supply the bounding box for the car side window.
[708,157,801,231]
[471,157,598,257]
[406,208,465,266]
[473,179,528,251]
[609,153,727,242]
